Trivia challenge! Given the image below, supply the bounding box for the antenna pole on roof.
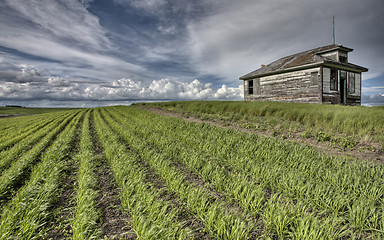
[332,16,335,45]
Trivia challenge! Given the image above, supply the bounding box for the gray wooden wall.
[244,67,322,103]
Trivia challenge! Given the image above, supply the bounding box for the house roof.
[240,44,368,80]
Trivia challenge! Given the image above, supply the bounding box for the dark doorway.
[340,71,347,104]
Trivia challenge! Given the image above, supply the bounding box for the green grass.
[1,103,384,239]
[139,101,384,144]
[0,106,79,116]
[102,108,253,239]
[94,109,195,239]
[0,110,83,239]
[71,110,101,239]
[110,105,384,239]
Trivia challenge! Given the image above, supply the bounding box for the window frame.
[348,72,355,94]
[330,68,338,91]
[339,56,347,63]
[248,80,254,95]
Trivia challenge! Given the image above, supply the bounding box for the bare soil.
[45,160,78,239]
[0,114,29,118]
[90,111,136,239]
[137,106,384,164]
[95,154,136,239]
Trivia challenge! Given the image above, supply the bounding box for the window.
[339,56,347,63]
[330,69,338,91]
[348,72,355,93]
[248,80,253,94]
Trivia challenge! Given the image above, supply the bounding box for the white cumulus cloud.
[141,78,243,100]
[0,71,244,102]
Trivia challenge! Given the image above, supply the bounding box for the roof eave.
[315,45,354,55]
[322,61,368,72]
[239,62,323,80]
[239,61,368,80]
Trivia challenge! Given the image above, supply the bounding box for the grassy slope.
[138,101,384,144]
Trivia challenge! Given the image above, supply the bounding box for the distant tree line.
[5,105,24,108]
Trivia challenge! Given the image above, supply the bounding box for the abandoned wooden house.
[239,44,368,105]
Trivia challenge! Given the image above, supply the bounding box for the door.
[340,71,347,104]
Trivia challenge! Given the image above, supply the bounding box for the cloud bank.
[362,94,384,106]
[0,65,243,103]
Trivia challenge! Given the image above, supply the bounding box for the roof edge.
[239,61,368,80]
[240,62,323,80]
[315,45,354,55]
[322,61,368,72]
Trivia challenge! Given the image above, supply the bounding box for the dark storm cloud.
[186,0,384,82]
[0,0,383,106]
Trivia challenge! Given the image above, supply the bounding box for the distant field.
[0,103,384,239]
[0,106,78,116]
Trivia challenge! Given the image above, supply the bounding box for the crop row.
[0,110,83,239]
[94,109,196,239]
[71,110,101,239]
[0,110,75,140]
[0,111,81,206]
[105,107,336,239]
[1,109,137,239]
[101,108,261,239]
[0,113,43,134]
[0,111,71,150]
[109,106,384,239]
[0,111,75,175]
[1,105,383,239]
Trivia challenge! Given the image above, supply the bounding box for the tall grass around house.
[139,101,384,144]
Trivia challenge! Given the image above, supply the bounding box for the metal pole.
[333,16,335,44]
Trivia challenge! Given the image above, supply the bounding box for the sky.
[0,0,383,107]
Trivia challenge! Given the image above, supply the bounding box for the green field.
[0,106,78,117]
[0,102,383,239]
[140,101,384,149]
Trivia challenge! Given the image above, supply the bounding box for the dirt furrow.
[90,111,136,239]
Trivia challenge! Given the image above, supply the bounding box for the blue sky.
[0,0,383,107]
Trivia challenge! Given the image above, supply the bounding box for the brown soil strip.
[0,114,30,118]
[45,159,78,239]
[90,111,136,239]
[137,106,384,164]
[99,110,211,240]
[95,154,136,239]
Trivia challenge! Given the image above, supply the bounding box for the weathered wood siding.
[320,52,338,61]
[351,73,361,96]
[244,67,321,103]
[322,67,339,104]
[322,67,361,105]
[346,73,361,105]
